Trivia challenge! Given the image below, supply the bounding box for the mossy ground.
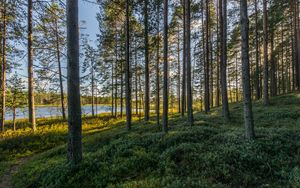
[1,93,300,187]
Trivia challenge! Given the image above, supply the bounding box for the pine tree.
[162,0,168,133]
[240,0,255,140]
[66,0,82,165]
[28,0,36,131]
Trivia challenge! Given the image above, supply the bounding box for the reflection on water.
[5,105,115,120]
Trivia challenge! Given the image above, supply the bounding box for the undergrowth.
[1,93,300,187]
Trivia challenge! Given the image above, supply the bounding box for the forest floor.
[1,93,300,187]
[0,157,30,188]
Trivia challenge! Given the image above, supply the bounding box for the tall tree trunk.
[291,8,296,91]
[91,60,95,117]
[95,85,98,115]
[288,25,292,92]
[240,0,255,140]
[28,0,36,131]
[0,6,2,109]
[135,38,138,115]
[0,5,6,132]
[262,0,269,105]
[205,0,210,113]
[295,0,300,90]
[229,81,233,102]
[215,0,220,107]
[111,61,114,116]
[209,31,214,107]
[125,0,132,130]
[13,108,16,131]
[181,0,186,116]
[235,54,239,102]
[170,78,174,114]
[185,0,194,125]
[177,27,181,113]
[144,0,150,121]
[201,1,206,110]
[270,32,277,96]
[281,24,285,93]
[114,35,118,117]
[156,3,160,126]
[138,70,142,120]
[114,62,117,117]
[298,1,300,90]
[55,19,66,120]
[219,0,230,120]
[260,54,263,97]
[121,57,124,118]
[66,0,82,165]
[254,0,260,100]
[162,0,168,133]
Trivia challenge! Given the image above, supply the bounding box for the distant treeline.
[33,92,111,106]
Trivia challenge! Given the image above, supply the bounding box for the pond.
[5,105,115,120]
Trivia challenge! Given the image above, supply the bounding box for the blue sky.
[79,0,99,45]
[17,1,99,85]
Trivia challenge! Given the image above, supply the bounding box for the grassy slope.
[1,93,300,187]
[0,114,120,177]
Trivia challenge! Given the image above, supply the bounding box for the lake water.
[5,105,115,120]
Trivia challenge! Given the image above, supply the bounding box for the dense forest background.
[1,0,299,125]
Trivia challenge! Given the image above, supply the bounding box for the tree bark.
[296,0,300,90]
[254,0,260,100]
[210,31,213,108]
[114,60,117,117]
[219,0,230,120]
[201,1,206,111]
[291,8,296,91]
[66,0,82,165]
[162,0,168,133]
[125,0,132,130]
[144,0,150,121]
[177,27,181,113]
[185,0,193,125]
[91,59,95,117]
[205,0,210,113]
[111,60,114,116]
[235,54,239,102]
[120,54,124,118]
[0,4,2,106]
[13,108,16,131]
[181,0,186,116]
[270,32,277,96]
[1,5,6,132]
[114,35,118,117]
[28,0,36,131]
[55,18,66,120]
[135,38,138,115]
[298,2,300,89]
[216,0,220,107]
[240,0,255,140]
[156,3,160,126]
[281,24,285,93]
[262,0,269,105]
[138,70,142,120]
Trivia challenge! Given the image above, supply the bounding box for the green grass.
[0,114,119,177]
[1,93,300,187]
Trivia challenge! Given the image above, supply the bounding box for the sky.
[79,0,100,46]
[17,1,99,87]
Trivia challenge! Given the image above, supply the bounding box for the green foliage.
[289,167,300,187]
[6,73,26,109]
[2,93,300,187]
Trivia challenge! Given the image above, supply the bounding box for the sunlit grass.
[1,92,300,187]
